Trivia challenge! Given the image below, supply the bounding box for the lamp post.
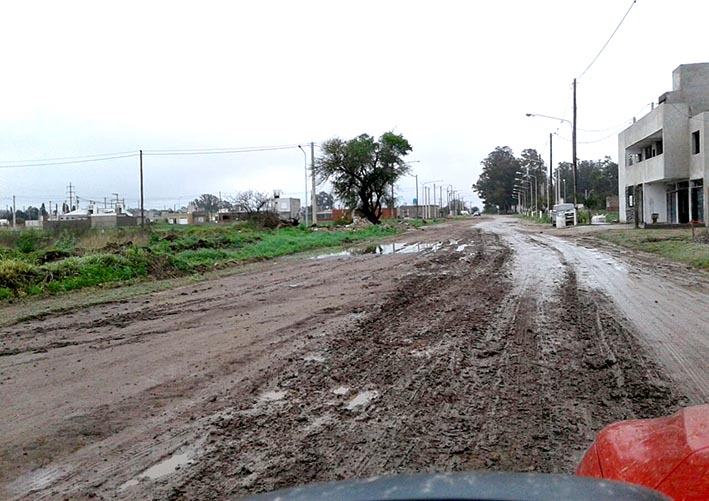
[526,112,577,209]
[515,179,532,215]
[518,171,538,217]
[422,180,443,219]
[402,161,421,219]
[513,190,523,213]
[513,188,525,213]
[297,145,308,227]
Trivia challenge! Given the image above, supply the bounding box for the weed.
[0,222,405,300]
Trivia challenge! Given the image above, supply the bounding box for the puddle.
[121,450,193,489]
[313,250,352,260]
[8,465,69,494]
[304,414,335,434]
[332,385,350,395]
[258,390,287,402]
[346,390,379,410]
[410,348,434,357]
[313,242,442,259]
[303,352,325,362]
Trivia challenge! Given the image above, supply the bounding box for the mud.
[0,217,702,500]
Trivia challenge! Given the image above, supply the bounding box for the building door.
[666,191,676,223]
[677,182,689,224]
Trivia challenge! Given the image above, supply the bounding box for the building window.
[691,180,704,223]
[692,130,700,154]
[656,140,663,155]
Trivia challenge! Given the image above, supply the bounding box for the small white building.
[271,192,300,220]
[618,63,708,226]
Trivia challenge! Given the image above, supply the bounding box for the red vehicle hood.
[576,405,709,500]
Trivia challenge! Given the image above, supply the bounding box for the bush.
[0,259,39,291]
[15,231,43,253]
[34,248,73,264]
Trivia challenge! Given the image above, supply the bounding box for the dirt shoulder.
[0,218,691,500]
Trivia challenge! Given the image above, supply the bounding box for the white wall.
[689,112,707,180]
[643,182,667,223]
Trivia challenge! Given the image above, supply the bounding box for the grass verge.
[0,221,416,301]
[595,228,709,270]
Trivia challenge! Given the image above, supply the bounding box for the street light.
[513,188,525,214]
[526,112,577,209]
[422,179,443,219]
[512,190,524,214]
[297,145,308,227]
[515,178,533,215]
[517,170,538,217]
[403,161,421,219]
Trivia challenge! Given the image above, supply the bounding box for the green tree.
[316,191,334,210]
[192,193,222,212]
[473,146,520,213]
[557,157,617,209]
[315,132,412,224]
[26,206,40,220]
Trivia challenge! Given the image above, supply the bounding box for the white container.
[556,214,566,228]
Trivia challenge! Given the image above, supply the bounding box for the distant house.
[271,196,300,220]
[45,200,137,230]
[332,208,398,221]
[151,209,211,225]
[618,63,708,226]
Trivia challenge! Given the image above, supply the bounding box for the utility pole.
[431,183,436,219]
[572,78,578,209]
[298,145,308,227]
[310,142,317,225]
[67,183,75,211]
[140,149,145,227]
[415,175,419,219]
[391,183,395,218]
[549,133,554,206]
[12,195,16,227]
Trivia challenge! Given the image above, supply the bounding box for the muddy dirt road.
[0,217,705,500]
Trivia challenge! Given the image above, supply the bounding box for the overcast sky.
[1,0,708,212]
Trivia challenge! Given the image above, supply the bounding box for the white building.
[271,191,300,220]
[618,63,708,226]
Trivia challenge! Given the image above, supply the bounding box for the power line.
[0,143,305,169]
[142,144,301,156]
[577,0,638,80]
[0,153,138,169]
[0,150,137,165]
[555,124,631,144]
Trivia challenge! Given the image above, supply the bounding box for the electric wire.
[0,150,138,165]
[577,0,638,80]
[0,144,305,169]
[667,102,709,122]
[142,144,301,155]
[0,153,138,169]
